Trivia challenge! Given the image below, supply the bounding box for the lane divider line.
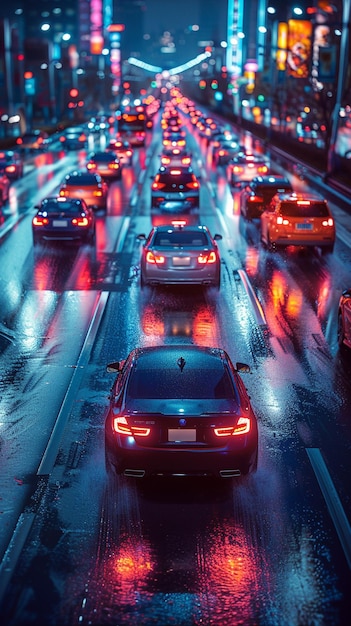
[306,447,351,571]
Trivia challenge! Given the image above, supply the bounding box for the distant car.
[106,138,133,165]
[212,138,242,166]
[104,344,258,479]
[260,192,335,253]
[32,196,95,244]
[162,129,187,149]
[239,175,294,220]
[59,170,108,211]
[86,151,122,180]
[59,126,88,150]
[151,165,200,211]
[0,150,24,179]
[16,130,50,151]
[0,171,11,207]
[338,289,351,351]
[138,222,222,288]
[227,152,269,186]
[159,147,192,167]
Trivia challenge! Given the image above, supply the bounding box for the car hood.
[123,398,239,416]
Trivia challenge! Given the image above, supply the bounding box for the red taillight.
[249,195,263,203]
[276,216,289,225]
[113,416,150,437]
[72,216,89,227]
[214,417,251,436]
[198,251,217,264]
[182,157,191,165]
[32,216,49,226]
[233,165,243,173]
[161,156,171,165]
[93,190,103,197]
[5,165,15,174]
[258,165,268,173]
[16,138,23,145]
[186,180,199,190]
[108,162,120,170]
[322,218,334,227]
[59,190,66,197]
[87,163,96,170]
[146,250,165,264]
[152,180,166,190]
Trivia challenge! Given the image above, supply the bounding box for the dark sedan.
[86,151,122,180]
[105,344,258,479]
[32,196,96,244]
[239,175,293,219]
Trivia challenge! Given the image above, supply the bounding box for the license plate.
[168,429,196,442]
[296,223,313,230]
[53,220,68,227]
[173,256,191,266]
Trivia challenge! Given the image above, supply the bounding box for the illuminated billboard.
[286,20,313,78]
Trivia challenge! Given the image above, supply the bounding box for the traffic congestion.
[0,86,351,625]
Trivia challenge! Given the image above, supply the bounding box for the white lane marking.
[307,447,351,570]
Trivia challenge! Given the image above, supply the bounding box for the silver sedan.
[138,223,222,289]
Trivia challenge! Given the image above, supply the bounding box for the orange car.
[59,170,108,211]
[260,192,335,253]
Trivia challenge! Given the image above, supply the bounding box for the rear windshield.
[153,231,209,246]
[66,174,99,185]
[280,201,329,217]
[126,365,236,399]
[42,201,82,213]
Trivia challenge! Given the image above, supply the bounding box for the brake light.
[93,190,103,197]
[170,169,181,175]
[16,138,23,145]
[297,200,310,205]
[109,162,120,169]
[72,216,89,227]
[113,416,150,436]
[249,195,263,202]
[59,190,66,196]
[33,216,49,226]
[181,157,191,165]
[87,163,96,170]
[214,417,251,436]
[161,156,171,165]
[152,180,166,190]
[146,251,165,264]
[233,166,243,173]
[322,218,334,227]
[186,180,199,189]
[198,251,217,264]
[5,165,16,174]
[258,165,268,173]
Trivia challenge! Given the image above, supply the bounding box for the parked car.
[337,289,351,351]
[32,196,96,245]
[59,170,108,211]
[151,165,200,211]
[0,150,24,179]
[105,344,258,479]
[239,175,293,220]
[260,192,335,253]
[86,151,122,180]
[0,171,11,207]
[138,222,222,289]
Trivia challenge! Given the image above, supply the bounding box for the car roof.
[131,345,228,369]
[251,175,291,185]
[273,192,326,202]
[151,224,210,234]
[40,196,85,206]
[65,170,101,180]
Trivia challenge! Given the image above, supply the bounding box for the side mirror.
[235,362,250,373]
[137,234,146,241]
[214,234,222,241]
[106,359,126,373]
